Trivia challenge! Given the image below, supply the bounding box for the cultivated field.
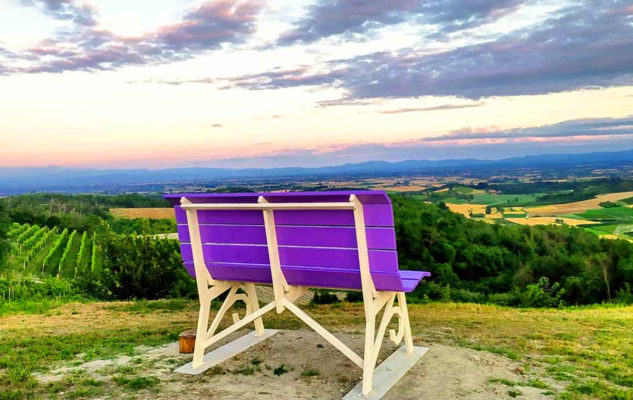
[1,301,631,399]
[446,203,504,219]
[526,191,633,216]
[505,217,598,227]
[110,207,175,220]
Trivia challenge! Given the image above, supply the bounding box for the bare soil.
[36,329,556,399]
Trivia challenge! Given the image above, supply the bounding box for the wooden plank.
[178,225,396,250]
[179,244,399,272]
[343,346,428,400]
[174,330,279,375]
[180,202,356,210]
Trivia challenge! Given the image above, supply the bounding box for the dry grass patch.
[505,217,598,227]
[527,191,633,216]
[110,208,175,220]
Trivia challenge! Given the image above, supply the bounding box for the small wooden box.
[179,330,197,354]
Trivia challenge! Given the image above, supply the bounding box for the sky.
[1,0,632,169]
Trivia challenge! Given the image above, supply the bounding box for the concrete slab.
[343,346,429,400]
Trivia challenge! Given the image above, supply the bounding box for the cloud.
[200,116,633,167]
[223,0,633,100]
[428,116,633,141]
[278,0,528,45]
[13,0,265,73]
[22,0,97,26]
[379,103,484,114]
[155,1,262,52]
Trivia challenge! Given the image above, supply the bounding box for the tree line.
[2,193,633,306]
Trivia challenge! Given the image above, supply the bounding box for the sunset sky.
[1,0,632,168]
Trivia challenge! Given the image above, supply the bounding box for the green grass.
[578,206,633,220]
[1,301,632,399]
[300,368,320,377]
[442,193,541,205]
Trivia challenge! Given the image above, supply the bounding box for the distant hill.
[1,149,633,194]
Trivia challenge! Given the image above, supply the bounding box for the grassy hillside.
[0,301,630,399]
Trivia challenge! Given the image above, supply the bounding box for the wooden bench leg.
[189,282,274,371]
[192,292,212,368]
[362,304,378,396]
[360,291,417,397]
[243,283,265,336]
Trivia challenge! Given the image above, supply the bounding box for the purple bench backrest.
[164,191,415,291]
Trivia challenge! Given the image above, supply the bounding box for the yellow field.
[505,216,598,226]
[446,203,505,219]
[446,203,487,216]
[379,185,427,192]
[110,208,175,220]
[526,191,633,216]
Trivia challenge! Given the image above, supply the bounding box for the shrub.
[517,277,566,308]
[344,291,363,302]
[311,290,340,305]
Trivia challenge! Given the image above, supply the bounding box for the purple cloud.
[278,0,529,45]
[15,0,264,73]
[156,1,261,51]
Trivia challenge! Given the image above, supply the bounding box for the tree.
[0,200,9,265]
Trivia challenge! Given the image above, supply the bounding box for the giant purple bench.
[165,191,430,398]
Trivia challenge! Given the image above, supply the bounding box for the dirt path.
[36,329,556,399]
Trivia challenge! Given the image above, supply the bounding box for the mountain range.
[2,149,633,194]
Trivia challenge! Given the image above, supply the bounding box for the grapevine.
[42,228,69,274]
[58,230,78,277]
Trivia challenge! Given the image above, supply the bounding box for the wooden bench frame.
[179,194,418,397]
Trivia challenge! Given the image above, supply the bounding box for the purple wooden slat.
[281,267,406,291]
[186,262,426,292]
[363,204,394,227]
[180,225,395,250]
[165,190,390,205]
[209,263,273,283]
[275,209,355,226]
[181,244,271,265]
[180,244,398,272]
[184,261,195,277]
[199,225,267,245]
[175,206,264,225]
[265,194,352,203]
[177,225,190,242]
[204,244,270,264]
[366,228,396,249]
[174,206,186,223]
[180,244,193,261]
[368,250,399,272]
[278,246,398,272]
[276,226,357,248]
[198,210,264,224]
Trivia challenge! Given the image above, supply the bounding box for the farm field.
[577,206,633,220]
[445,192,541,205]
[505,216,598,227]
[110,207,176,220]
[1,300,631,399]
[434,188,633,241]
[3,223,99,278]
[526,191,633,216]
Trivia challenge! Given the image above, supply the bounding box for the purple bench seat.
[164,191,430,293]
